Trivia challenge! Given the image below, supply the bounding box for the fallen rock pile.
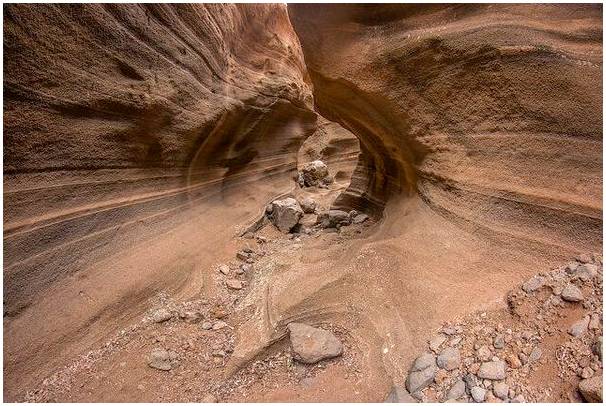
[391,254,603,403]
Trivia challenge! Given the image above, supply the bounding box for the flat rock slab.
[287,322,343,363]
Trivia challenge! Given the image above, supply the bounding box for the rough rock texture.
[269,197,304,232]
[287,323,343,364]
[578,375,603,403]
[3,3,315,400]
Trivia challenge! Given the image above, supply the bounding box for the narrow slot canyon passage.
[2,3,603,403]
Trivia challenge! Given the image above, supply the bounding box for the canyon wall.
[3,3,315,398]
[3,3,603,401]
[289,3,603,250]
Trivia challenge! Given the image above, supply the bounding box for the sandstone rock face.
[285,4,602,396]
[3,3,604,403]
[289,3,602,238]
[3,3,315,399]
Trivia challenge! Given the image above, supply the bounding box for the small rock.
[429,334,447,352]
[578,375,602,402]
[443,326,457,335]
[353,214,369,224]
[212,321,228,330]
[485,391,501,403]
[201,321,212,330]
[592,337,602,360]
[147,348,176,371]
[566,261,580,273]
[446,380,466,401]
[575,263,599,282]
[561,284,584,302]
[477,360,506,380]
[437,347,461,371]
[580,367,594,379]
[464,374,479,393]
[477,345,492,362]
[301,160,330,187]
[269,198,304,233]
[576,253,593,263]
[589,313,601,330]
[406,366,437,393]
[210,305,228,319]
[529,347,542,363]
[151,308,172,323]
[181,311,202,323]
[471,386,486,402]
[218,264,230,275]
[522,276,545,293]
[226,279,244,290]
[510,395,526,403]
[317,210,350,228]
[236,251,251,261]
[299,197,317,214]
[492,382,509,400]
[384,385,417,403]
[569,316,590,337]
[411,352,437,372]
[449,336,463,347]
[493,335,505,349]
[287,323,343,363]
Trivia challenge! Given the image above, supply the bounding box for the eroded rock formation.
[2,3,603,402]
[289,3,603,243]
[3,3,315,399]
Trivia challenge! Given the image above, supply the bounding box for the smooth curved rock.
[3,3,315,399]
[289,3,602,237]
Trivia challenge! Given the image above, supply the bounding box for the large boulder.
[269,198,304,233]
[287,322,343,363]
[300,160,330,187]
